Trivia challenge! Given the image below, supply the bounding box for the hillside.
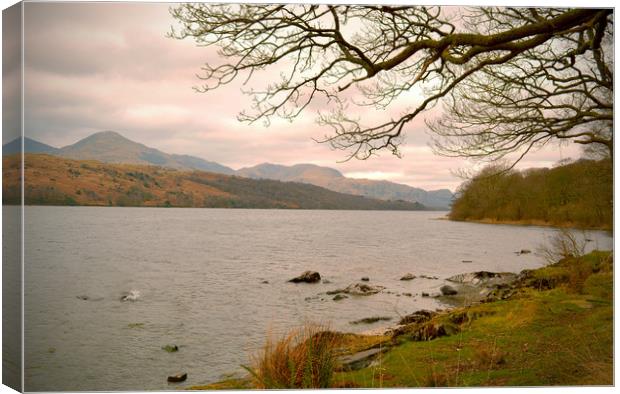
[238,163,454,209]
[3,154,426,210]
[2,137,59,155]
[3,132,452,208]
[57,131,236,174]
[449,159,612,229]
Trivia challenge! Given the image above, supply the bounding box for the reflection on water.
[22,206,612,391]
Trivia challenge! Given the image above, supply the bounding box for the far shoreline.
[448,216,612,232]
[4,203,444,213]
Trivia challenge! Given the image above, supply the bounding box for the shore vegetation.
[189,247,613,389]
[449,159,612,230]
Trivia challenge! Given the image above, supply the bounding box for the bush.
[537,228,586,265]
[244,324,340,389]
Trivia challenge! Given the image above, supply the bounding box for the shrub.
[537,228,586,265]
[244,324,340,389]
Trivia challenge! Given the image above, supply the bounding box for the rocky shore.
[332,250,613,382]
[189,250,612,389]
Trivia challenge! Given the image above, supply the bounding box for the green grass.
[335,251,613,388]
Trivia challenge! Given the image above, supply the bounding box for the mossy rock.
[162,344,179,353]
[408,320,460,341]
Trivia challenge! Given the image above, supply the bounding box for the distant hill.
[3,131,453,208]
[2,137,59,155]
[238,163,453,209]
[57,131,236,174]
[4,154,426,210]
[237,162,344,181]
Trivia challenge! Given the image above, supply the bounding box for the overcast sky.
[16,2,583,191]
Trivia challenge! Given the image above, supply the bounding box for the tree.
[449,159,612,228]
[170,5,613,164]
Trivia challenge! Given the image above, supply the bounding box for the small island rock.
[162,344,179,353]
[400,273,416,281]
[289,271,321,283]
[167,373,187,383]
[440,285,458,296]
[327,283,385,296]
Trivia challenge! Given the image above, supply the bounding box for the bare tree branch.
[170,5,613,162]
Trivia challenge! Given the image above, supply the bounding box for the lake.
[18,206,612,391]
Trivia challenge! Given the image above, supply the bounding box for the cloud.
[2,3,23,143]
[19,2,580,192]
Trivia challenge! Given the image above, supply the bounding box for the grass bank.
[188,250,613,389]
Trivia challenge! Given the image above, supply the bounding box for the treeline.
[3,154,426,211]
[185,173,425,210]
[449,159,612,229]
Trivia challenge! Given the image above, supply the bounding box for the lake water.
[18,206,612,391]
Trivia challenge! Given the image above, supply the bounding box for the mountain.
[169,153,235,175]
[4,154,425,211]
[237,163,453,209]
[57,131,236,174]
[3,132,453,207]
[237,162,343,182]
[2,137,60,155]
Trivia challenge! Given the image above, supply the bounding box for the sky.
[12,1,585,191]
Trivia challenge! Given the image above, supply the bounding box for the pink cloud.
[20,2,583,192]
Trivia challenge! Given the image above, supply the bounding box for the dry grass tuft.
[423,367,451,387]
[244,324,340,389]
[474,341,507,370]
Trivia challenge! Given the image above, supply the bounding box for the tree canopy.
[449,158,612,229]
[170,5,613,163]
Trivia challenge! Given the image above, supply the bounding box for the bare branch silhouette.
[170,5,612,163]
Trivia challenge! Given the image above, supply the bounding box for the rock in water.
[333,294,348,301]
[120,290,140,302]
[167,373,187,383]
[361,277,370,282]
[400,273,416,281]
[440,285,458,296]
[350,316,392,325]
[447,271,516,286]
[346,283,385,295]
[288,271,321,283]
[162,344,179,353]
[328,283,385,296]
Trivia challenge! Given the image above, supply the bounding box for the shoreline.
[189,249,613,389]
[448,217,611,232]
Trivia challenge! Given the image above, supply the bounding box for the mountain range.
[4,154,425,210]
[3,131,453,208]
